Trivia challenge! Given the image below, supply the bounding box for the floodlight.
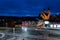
[44,21,49,24]
[50,24,53,28]
[54,24,56,28]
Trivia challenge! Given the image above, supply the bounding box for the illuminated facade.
[50,24,60,28]
[41,8,50,20]
[21,21,37,27]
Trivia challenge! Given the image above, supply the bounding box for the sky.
[0,0,60,16]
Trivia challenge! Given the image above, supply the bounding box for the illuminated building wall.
[50,22,60,28]
[41,8,50,20]
[21,21,37,27]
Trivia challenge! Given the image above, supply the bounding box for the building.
[0,16,38,27]
[0,8,60,28]
[40,8,50,20]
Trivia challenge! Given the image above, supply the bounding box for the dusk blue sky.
[0,0,60,16]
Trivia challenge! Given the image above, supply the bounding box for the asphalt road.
[0,27,60,40]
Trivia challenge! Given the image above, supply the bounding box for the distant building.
[0,8,60,28]
[0,16,38,27]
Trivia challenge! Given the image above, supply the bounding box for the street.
[0,27,60,40]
